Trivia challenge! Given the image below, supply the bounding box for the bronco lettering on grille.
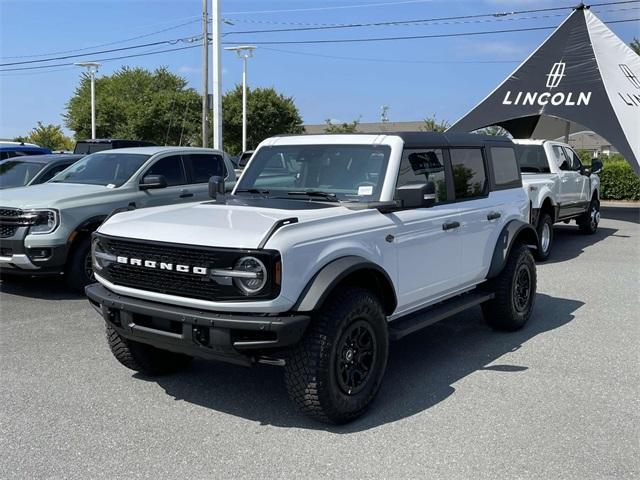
[115,256,207,275]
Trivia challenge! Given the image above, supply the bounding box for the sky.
[0,0,638,140]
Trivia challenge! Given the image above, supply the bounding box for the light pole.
[225,45,256,153]
[74,62,101,139]
[211,0,223,150]
[201,0,209,148]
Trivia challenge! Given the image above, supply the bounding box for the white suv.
[86,133,538,423]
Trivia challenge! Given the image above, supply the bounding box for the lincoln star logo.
[116,256,207,275]
[546,62,566,89]
[619,64,640,89]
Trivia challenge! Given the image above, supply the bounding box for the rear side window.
[490,147,520,187]
[450,148,487,199]
[184,154,225,183]
[144,155,186,186]
[518,145,550,173]
[397,149,448,203]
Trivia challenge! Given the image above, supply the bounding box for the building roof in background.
[555,131,618,153]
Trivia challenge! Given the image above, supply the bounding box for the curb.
[601,201,640,209]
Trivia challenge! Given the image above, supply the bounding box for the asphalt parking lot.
[1,206,638,479]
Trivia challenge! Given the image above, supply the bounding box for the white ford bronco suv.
[87,133,539,424]
[514,139,602,260]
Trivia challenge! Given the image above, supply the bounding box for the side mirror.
[209,175,226,202]
[590,160,603,175]
[139,174,168,190]
[395,181,436,209]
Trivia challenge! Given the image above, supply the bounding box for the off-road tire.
[578,197,600,235]
[534,212,554,261]
[106,324,192,375]
[65,236,94,292]
[284,287,389,424]
[482,244,536,331]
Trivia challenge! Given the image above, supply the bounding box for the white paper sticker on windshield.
[358,185,373,196]
[106,184,116,189]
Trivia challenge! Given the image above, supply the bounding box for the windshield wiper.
[286,190,340,202]
[235,188,271,195]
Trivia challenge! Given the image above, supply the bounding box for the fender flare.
[292,256,397,314]
[75,215,108,234]
[486,220,538,279]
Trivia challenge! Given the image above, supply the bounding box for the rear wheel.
[534,212,554,261]
[65,236,94,292]
[482,244,536,331]
[284,287,388,424]
[578,197,600,234]
[106,324,192,375]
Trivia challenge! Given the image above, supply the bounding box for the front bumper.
[86,283,311,367]
[0,230,68,276]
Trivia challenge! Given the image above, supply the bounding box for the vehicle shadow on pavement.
[600,206,640,224]
[544,225,618,264]
[0,275,84,301]
[149,293,583,432]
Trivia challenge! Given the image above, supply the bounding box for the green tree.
[20,122,74,151]
[421,114,450,133]
[222,85,304,155]
[630,38,640,55]
[324,118,360,134]
[65,66,201,146]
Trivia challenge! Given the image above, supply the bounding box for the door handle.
[561,178,568,183]
[442,221,460,231]
[487,211,501,221]
[179,192,194,198]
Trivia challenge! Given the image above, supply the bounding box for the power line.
[0,45,200,72]
[224,5,639,34]
[0,19,200,60]
[220,18,639,45]
[0,35,202,67]
[223,0,437,15]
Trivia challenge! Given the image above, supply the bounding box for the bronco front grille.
[96,235,280,302]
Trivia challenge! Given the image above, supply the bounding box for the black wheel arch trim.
[292,256,397,315]
[486,220,538,279]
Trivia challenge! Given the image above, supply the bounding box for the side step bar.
[388,291,494,341]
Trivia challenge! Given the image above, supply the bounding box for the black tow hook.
[193,326,210,346]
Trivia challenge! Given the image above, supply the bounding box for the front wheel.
[284,287,389,424]
[482,244,537,331]
[534,212,554,261]
[578,198,600,234]
[65,236,94,292]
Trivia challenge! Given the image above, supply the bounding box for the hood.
[0,183,112,209]
[99,199,356,249]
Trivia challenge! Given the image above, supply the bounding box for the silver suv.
[0,146,235,290]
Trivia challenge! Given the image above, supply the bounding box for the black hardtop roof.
[0,153,84,164]
[274,132,514,148]
[395,131,513,148]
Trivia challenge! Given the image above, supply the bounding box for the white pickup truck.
[514,139,603,260]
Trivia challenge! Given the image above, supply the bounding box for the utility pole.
[211,0,223,150]
[201,0,209,148]
[74,62,101,139]
[225,45,256,153]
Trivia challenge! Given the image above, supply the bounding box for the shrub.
[597,159,640,201]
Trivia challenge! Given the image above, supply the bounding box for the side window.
[144,155,186,186]
[553,145,571,170]
[490,147,520,187]
[38,163,72,183]
[396,149,448,203]
[563,147,582,171]
[450,148,487,199]
[184,154,225,183]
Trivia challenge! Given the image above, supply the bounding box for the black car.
[73,139,156,155]
[0,154,84,189]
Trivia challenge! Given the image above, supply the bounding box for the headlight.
[232,256,267,295]
[26,209,59,235]
[91,237,116,272]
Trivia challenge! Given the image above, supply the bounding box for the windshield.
[518,145,551,173]
[51,152,150,186]
[235,145,391,202]
[0,161,44,188]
